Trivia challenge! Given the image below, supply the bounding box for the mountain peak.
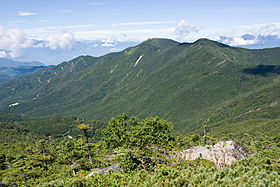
[193,38,230,48]
[194,38,212,43]
[141,38,179,48]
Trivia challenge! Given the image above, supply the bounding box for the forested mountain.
[0,38,279,133]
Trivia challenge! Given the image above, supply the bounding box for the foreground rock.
[86,164,122,178]
[169,140,249,169]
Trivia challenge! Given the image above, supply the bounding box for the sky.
[0,0,280,64]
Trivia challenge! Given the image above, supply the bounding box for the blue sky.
[0,0,280,64]
[2,0,280,28]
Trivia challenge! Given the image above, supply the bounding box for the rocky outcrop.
[169,140,249,169]
[86,164,122,178]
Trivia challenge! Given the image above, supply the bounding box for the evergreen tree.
[77,124,93,164]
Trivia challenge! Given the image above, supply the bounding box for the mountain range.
[0,58,44,67]
[0,38,279,134]
[6,34,279,66]
[0,58,51,83]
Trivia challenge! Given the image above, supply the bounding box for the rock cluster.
[169,140,249,169]
[86,140,249,178]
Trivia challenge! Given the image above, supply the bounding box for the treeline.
[0,116,106,143]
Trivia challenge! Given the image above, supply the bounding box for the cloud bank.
[0,21,280,60]
[0,27,76,59]
[0,27,33,58]
[217,23,280,46]
[44,32,75,50]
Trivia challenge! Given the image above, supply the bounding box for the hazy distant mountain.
[0,58,51,83]
[0,58,44,67]
[0,65,54,83]
[0,38,279,134]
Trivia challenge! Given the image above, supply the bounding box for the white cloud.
[174,20,199,42]
[216,23,280,46]
[237,23,280,36]
[0,51,7,58]
[17,11,36,16]
[0,27,33,58]
[112,21,173,27]
[170,22,280,46]
[227,37,257,46]
[101,39,116,47]
[44,32,75,50]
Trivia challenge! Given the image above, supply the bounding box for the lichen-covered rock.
[169,140,249,169]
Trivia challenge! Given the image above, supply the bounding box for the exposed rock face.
[169,140,249,169]
[86,164,122,178]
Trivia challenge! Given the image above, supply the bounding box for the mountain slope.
[0,38,279,133]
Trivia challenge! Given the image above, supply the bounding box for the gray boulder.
[169,140,249,169]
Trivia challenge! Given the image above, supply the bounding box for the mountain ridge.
[0,38,279,133]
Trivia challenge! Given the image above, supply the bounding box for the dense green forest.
[0,114,279,186]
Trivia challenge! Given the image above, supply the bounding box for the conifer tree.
[77,124,93,164]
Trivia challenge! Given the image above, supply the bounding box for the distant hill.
[0,65,53,83]
[0,58,51,83]
[0,38,279,134]
[0,58,44,67]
